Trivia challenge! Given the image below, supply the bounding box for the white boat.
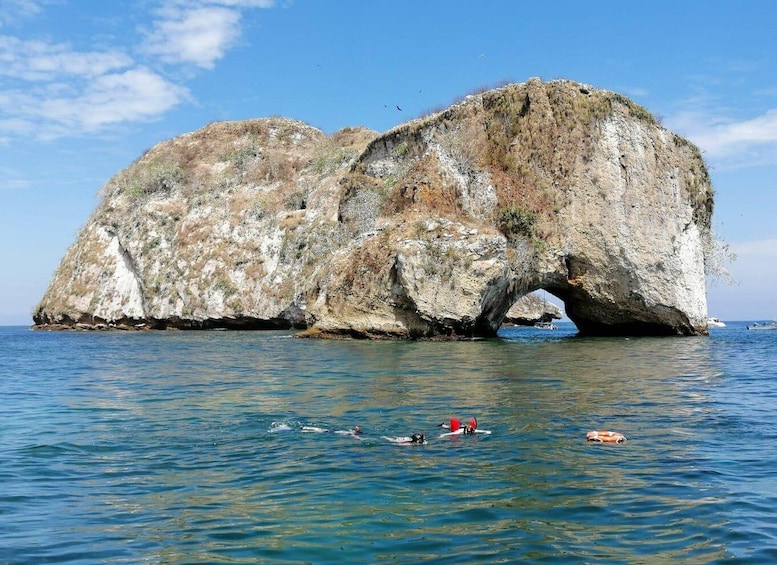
[534,291,558,329]
[707,317,726,328]
[747,321,777,331]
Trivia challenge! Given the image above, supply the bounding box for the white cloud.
[141,0,276,69]
[0,67,189,138]
[0,1,276,138]
[0,34,186,137]
[45,67,189,132]
[666,74,777,170]
[0,116,35,137]
[142,6,242,69]
[0,36,132,81]
[672,108,777,166]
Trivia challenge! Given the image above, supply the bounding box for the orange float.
[586,430,626,443]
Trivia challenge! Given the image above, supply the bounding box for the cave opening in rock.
[500,288,572,330]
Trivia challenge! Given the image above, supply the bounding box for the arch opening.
[500,287,572,330]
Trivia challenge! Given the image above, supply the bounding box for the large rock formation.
[503,293,563,326]
[34,79,714,337]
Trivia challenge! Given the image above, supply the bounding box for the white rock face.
[34,80,713,337]
[94,226,146,320]
[549,112,710,334]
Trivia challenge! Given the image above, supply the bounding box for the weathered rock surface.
[34,79,714,337]
[503,294,563,326]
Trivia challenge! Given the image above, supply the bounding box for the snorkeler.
[439,417,491,437]
[383,433,426,445]
[439,417,478,434]
[334,425,363,437]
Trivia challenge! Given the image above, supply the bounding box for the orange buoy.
[586,430,626,443]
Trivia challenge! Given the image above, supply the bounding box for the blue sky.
[1,0,776,325]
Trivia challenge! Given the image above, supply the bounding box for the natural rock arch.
[34,79,712,337]
[306,80,710,337]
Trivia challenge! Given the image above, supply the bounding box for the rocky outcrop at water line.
[503,294,563,326]
[34,78,714,337]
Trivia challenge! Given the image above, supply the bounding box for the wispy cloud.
[664,61,777,170]
[0,165,31,191]
[0,0,276,139]
[0,0,47,26]
[0,36,132,81]
[669,107,777,169]
[35,67,190,135]
[0,39,189,138]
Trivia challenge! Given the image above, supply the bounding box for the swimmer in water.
[383,433,426,445]
[334,425,363,437]
[300,425,328,433]
[303,425,364,438]
[439,417,477,434]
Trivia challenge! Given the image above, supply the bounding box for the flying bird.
[396,105,402,111]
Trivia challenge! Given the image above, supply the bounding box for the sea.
[1,321,776,564]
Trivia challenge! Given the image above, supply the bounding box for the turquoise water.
[1,323,776,563]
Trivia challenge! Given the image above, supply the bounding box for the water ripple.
[1,325,775,562]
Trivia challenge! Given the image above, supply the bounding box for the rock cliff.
[34,79,714,337]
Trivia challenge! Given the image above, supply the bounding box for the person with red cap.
[440,416,477,435]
